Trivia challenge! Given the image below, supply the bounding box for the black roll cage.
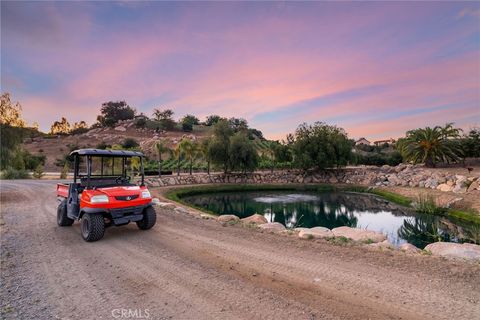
[70,149,145,188]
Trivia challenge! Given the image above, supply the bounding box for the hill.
[22,119,213,171]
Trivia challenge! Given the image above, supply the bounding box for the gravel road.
[1,180,479,320]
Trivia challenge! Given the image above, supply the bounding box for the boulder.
[241,214,268,225]
[217,214,240,223]
[424,242,480,260]
[368,240,394,250]
[156,201,177,209]
[298,227,333,239]
[437,183,453,192]
[452,184,467,193]
[467,181,479,192]
[174,206,190,214]
[200,213,215,220]
[259,222,286,232]
[114,126,127,132]
[332,226,386,243]
[399,243,421,253]
[293,227,309,233]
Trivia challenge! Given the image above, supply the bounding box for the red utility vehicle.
[56,149,156,242]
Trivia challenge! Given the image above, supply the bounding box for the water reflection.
[182,191,478,248]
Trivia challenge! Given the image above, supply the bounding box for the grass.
[164,183,480,226]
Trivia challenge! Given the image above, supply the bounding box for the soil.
[1,180,480,320]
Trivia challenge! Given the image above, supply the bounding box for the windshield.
[78,156,142,178]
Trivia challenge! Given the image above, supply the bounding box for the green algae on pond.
[181,190,479,249]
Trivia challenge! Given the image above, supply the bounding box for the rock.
[368,240,394,250]
[259,222,286,232]
[241,214,268,225]
[437,183,453,192]
[467,181,479,192]
[293,227,309,233]
[114,126,126,132]
[298,227,334,239]
[399,243,421,253]
[200,213,215,220]
[424,242,480,260]
[452,184,467,193]
[217,215,240,223]
[332,226,386,243]
[155,201,176,209]
[174,206,190,214]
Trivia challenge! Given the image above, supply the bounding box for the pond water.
[182,191,479,248]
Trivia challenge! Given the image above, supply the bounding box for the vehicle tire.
[81,213,105,242]
[137,206,156,230]
[57,200,74,226]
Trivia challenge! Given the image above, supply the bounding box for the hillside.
[22,119,213,171]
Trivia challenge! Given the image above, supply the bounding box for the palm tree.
[179,138,198,175]
[172,144,182,176]
[200,139,211,175]
[397,125,463,167]
[154,141,171,177]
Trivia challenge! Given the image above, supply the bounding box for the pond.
[182,190,479,248]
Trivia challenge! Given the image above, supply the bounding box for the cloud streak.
[1,1,479,139]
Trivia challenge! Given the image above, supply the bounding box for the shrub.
[121,138,139,149]
[96,142,111,149]
[60,163,69,179]
[32,165,45,179]
[1,168,29,179]
[414,194,446,215]
[134,117,147,128]
[181,121,193,132]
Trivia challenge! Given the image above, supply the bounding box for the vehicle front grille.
[115,195,139,201]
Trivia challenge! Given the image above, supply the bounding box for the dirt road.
[1,180,479,320]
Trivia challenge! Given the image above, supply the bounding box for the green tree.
[205,115,222,126]
[172,144,182,176]
[229,132,259,173]
[152,108,175,130]
[208,120,234,174]
[461,127,480,158]
[397,124,463,167]
[97,101,135,127]
[181,115,199,132]
[154,140,171,177]
[199,139,212,175]
[179,139,198,175]
[291,122,352,170]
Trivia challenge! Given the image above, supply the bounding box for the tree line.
[1,92,480,179]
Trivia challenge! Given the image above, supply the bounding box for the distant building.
[355,138,371,146]
[373,138,396,146]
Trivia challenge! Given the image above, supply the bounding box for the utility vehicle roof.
[70,149,144,157]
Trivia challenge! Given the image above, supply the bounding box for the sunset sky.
[1,1,479,140]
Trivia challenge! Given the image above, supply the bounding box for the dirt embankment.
[1,180,480,320]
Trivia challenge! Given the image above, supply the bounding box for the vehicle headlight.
[141,190,151,199]
[90,195,109,203]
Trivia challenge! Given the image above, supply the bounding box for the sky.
[1,1,479,140]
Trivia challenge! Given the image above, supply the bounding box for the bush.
[60,163,69,179]
[134,117,147,128]
[182,122,193,132]
[121,138,139,149]
[96,142,111,149]
[1,168,29,179]
[32,165,45,179]
[414,194,446,215]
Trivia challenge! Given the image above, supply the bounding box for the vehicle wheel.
[137,206,156,230]
[57,200,74,226]
[81,213,105,242]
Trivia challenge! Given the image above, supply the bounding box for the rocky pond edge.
[152,197,480,262]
